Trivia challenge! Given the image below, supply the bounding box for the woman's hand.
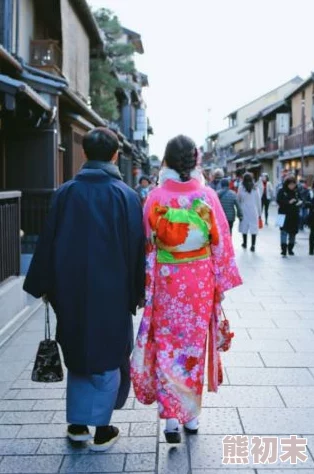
[137,298,145,309]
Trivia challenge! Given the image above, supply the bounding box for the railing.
[284,129,314,151]
[30,39,62,75]
[21,190,54,254]
[237,148,256,158]
[0,191,21,284]
[265,140,278,152]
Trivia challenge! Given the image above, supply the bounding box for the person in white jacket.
[238,173,262,252]
[257,173,274,225]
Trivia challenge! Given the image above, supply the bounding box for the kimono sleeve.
[207,190,242,295]
[23,191,60,299]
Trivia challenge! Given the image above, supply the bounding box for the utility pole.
[301,96,305,178]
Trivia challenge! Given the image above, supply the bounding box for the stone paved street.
[0,207,314,473]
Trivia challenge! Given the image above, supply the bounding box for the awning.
[233,156,253,164]
[0,46,22,72]
[62,88,108,128]
[279,146,314,161]
[247,163,261,169]
[0,74,51,112]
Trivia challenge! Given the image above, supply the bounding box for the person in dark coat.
[217,178,243,234]
[305,182,314,255]
[277,175,302,257]
[23,127,145,451]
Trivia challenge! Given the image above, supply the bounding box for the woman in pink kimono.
[131,136,242,443]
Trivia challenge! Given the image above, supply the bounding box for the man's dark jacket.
[23,162,145,376]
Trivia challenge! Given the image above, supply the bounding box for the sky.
[90,0,314,158]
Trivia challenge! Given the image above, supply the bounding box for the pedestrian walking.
[136,175,153,205]
[131,135,242,444]
[297,179,310,230]
[305,182,314,255]
[276,175,302,257]
[209,168,224,191]
[217,178,243,233]
[258,173,274,225]
[23,128,145,451]
[238,172,262,252]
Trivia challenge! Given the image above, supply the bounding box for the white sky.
[90,0,314,158]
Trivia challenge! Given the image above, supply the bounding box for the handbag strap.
[221,306,227,320]
[45,302,51,340]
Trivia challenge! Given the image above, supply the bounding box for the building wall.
[233,140,244,153]
[60,0,90,99]
[291,84,313,131]
[217,77,303,148]
[17,0,35,62]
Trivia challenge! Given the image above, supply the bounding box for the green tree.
[90,8,136,121]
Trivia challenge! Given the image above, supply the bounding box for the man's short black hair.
[82,127,119,162]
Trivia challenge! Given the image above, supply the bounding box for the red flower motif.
[185,356,198,372]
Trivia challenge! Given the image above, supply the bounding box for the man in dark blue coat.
[24,128,145,451]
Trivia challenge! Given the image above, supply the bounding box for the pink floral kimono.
[131,171,242,423]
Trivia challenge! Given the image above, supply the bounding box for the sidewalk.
[0,207,314,473]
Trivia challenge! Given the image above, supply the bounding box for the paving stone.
[190,434,314,470]
[197,408,243,434]
[231,318,277,328]
[238,310,301,320]
[260,352,314,367]
[248,328,314,340]
[11,379,66,389]
[38,438,90,455]
[0,455,63,473]
[278,387,314,407]
[192,471,255,474]
[239,408,314,434]
[0,383,11,398]
[32,399,66,411]
[60,454,125,472]
[111,409,157,423]
[2,390,19,400]
[220,352,264,367]
[1,410,54,424]
[230,340,294,352]
[133,400,157,410]
[0,439,40,455]
[15,389,65,399]
[130,423,157,437]
[17,424,67,439]
[297,311,314,319]
[158,443,189,473]
[0,345,35,360]
[0,363,29,382]
[256,470,314,473]
[289,339,314,352]
[125,453,156,472]
[274,318,314,328]
[227,367,314,385]
[202,386,284,408]
[305,435,314,458]
[0,400,35,411]
[0,425,21,439]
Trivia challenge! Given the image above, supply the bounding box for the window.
[229,113,237,128]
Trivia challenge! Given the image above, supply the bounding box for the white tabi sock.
[165,418,179,432]
[184,417,199,430]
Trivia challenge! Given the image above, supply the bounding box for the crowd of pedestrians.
[200,167,314,257]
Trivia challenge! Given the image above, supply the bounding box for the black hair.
[82,127,119,162]
[283,175,297,189]
[242,172,254,193]
[139,175,151,185]
[164,135,197,182]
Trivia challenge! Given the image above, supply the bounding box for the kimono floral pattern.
[131,177,242,423]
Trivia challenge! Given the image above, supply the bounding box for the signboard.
[276,114,290,135]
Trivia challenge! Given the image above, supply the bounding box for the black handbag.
[31,302,63,383]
